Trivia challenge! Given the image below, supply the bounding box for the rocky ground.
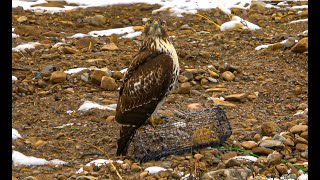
[12,1,308,179]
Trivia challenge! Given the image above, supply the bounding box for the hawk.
[115,18,179,156]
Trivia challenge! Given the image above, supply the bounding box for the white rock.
[145,166,167,175]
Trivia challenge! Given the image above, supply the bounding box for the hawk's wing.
[115,50,174,127]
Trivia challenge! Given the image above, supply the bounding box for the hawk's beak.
[153,21,159,29]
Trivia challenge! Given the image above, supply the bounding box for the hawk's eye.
[147,20,152,24]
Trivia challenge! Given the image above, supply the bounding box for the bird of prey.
[115,17,180,156]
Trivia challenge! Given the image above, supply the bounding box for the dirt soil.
[12,2,308,180]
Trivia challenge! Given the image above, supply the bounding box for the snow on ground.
[12,150,67,166]
[68,26,142,39]
[78,101,117,111]
[52,42,65,48]
[12,42,41,52]
[120,68,128,74]
[68,33,90,39]
[291,5,308,9]
[64,67,90,74]
[297,173,308,180]
[122,31,142,39]
[12,0,78,14]
[12,76,18,81]
[12,128,67,166]
[220,15,260,31]
[88,27,135,37]
[53,123,74,129]
[12,128,22,142]
[289,18,308,24]
[76,159,123,174]
[13,0,251,17]
[255,44,271,50]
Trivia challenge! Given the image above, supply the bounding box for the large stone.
[178,75,189,83]
[131,163,141,172]
[266,151,282,165]
[112,71,124,80]
[221,71,235,81]
[100,76,118,91]
[221,151,237,160]
[17,16,28,23]
[241,141,257,150]
[61,47,80,54]
[212,99,236,107]
[261,121,279,136]
[177,82,191,94]
[224,93,247,102]
[101,43,119,51]
[259,140,284,149]
[252,147,274,156]
[208,69,219,78]
[75,38,98,49]
[276,163,289,175]
[14,25,41,36]
[295,143,308,151]
[291,37,308,53]
[50,71,67,83]
[84,15,106,26]
[90,70,110,85]
[225,159,241,168]
[300,131,308,140]
[202,168,252,180]
[289,125,308,134]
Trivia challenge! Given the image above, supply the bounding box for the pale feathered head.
[143,18,168,40]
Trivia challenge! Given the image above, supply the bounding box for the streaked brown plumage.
[115,18,179,156]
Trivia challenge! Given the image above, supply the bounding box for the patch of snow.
[52,42,65,48]
[294,110,304,116]
[12,128,22,142]
[12,33,19,39]
[145,166,167,174]
[221,16,260,31]
[265,4,279,9]
[297,173,308,180]
[255,44,271,50]
[78,101,117,111]
[54,123,74,129]
[277,2,288,6]
[291,5,308,9]
[66,110,75,115]
[289,19,308,24]
[13,0,252,17]
[220,21,244,31]
[12,76,18,81]
[12,42,41,52]
[12,150,67,166]
[232,155,257,162]
[12,0,77,14]
[76,159,123,174]
[88,27,135,37]
[121,31,142,39]
[298,30,308,36]
[120,68,128,74]
[68,33,90,38]
[64,67,97,74]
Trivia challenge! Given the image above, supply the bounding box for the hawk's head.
[143,18,168,40]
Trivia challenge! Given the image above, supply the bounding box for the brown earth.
[12,2,308,179]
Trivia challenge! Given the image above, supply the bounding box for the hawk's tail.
[116,125,137,156]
